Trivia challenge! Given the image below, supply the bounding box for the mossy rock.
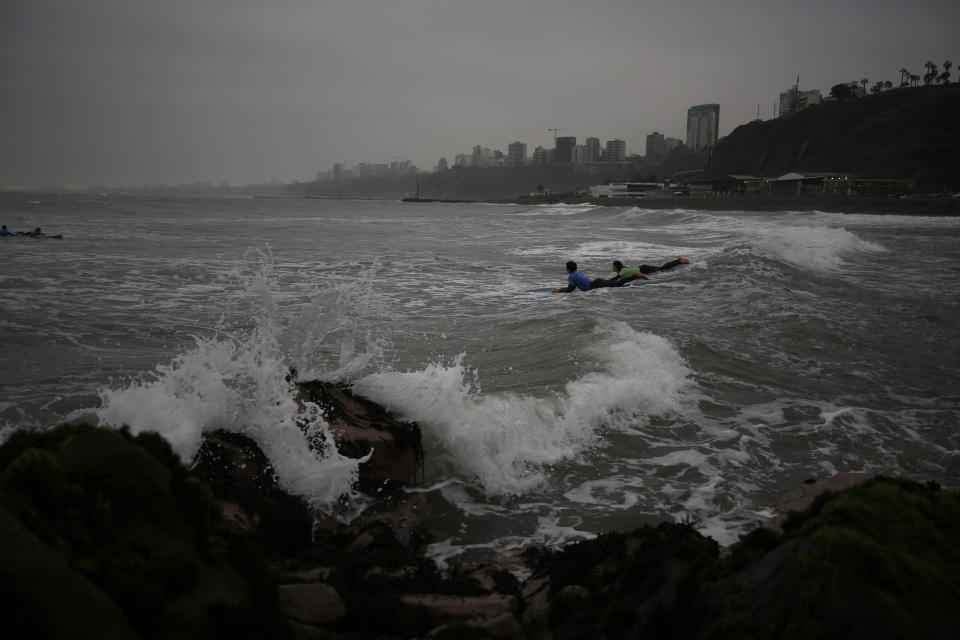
[705,478,960,640]
[0,424,286,639]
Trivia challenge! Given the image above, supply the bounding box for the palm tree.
[899,67,909,87]
[884,80,893,90]
[860,78,868,93]
[923,60,938,85]
[944,60,953,84]
[910,73,920,87]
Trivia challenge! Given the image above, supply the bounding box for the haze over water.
[2,194,958,562]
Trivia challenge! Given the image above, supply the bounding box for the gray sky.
[2,0,958,188]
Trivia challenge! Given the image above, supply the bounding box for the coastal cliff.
[704,84,960,188]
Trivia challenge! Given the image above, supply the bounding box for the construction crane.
[547,128,582,146]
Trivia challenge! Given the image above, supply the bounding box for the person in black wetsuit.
[552,260,623,293]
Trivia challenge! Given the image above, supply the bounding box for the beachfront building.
[589,181,661,198]
[686,104,720,151]
[604,139,626,162]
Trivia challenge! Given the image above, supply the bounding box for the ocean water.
[2,193,959,564]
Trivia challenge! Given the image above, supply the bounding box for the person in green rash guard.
[611,257,689,284]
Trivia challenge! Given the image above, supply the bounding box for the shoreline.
[401,193,960,215]
[506,194,960,215]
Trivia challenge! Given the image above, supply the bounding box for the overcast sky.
[2,0,958,188]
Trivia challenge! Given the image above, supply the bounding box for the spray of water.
[96,251,391,512]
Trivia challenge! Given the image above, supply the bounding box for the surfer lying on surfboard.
[551,257,689,293]
[552,260,629,293]
[609,257,689,285]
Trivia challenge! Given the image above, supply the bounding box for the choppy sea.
[2,193,958,565]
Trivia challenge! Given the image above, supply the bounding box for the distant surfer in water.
[610,257,689,284]
[552,260,623,293]
[0,225,16,236]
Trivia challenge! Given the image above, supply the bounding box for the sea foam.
[754,223,885,271]
[354,321,694,497]
[95,253,390,512]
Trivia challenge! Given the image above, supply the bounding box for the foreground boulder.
[0,425,286,640]
[295,379,423,493]
[190,379,425,555]
[521,476,960,640]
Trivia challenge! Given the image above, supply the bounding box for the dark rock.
[767,471,877,533]
[193,430,316,555]
[278,583,347,625]
[0,504,138,640]
[295,380,423,493]
[705,476,960,640]
[398,592,518,623]
[0,425,288,640]
[475,611,524,639]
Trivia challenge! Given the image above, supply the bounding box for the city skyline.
[2,1,958,189]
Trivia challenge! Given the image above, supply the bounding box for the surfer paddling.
[551,260,623,293]
[609,257,689,285]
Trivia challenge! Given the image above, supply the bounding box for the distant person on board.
[25,227,43,237]
[552,260,622,293]
[0,225,16,236]
[610,257,689,284]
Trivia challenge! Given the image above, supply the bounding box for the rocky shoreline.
[2,381,958,639]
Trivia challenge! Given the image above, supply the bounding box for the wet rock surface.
[2,382,959,639]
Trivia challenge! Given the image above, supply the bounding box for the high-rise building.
[686,104,720,151]
[604,139,626,162]
[532,146,552,165]
[645,132,666,161]
[507,141,527,166]
[584,137,601,163]
[555,136,577,163]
